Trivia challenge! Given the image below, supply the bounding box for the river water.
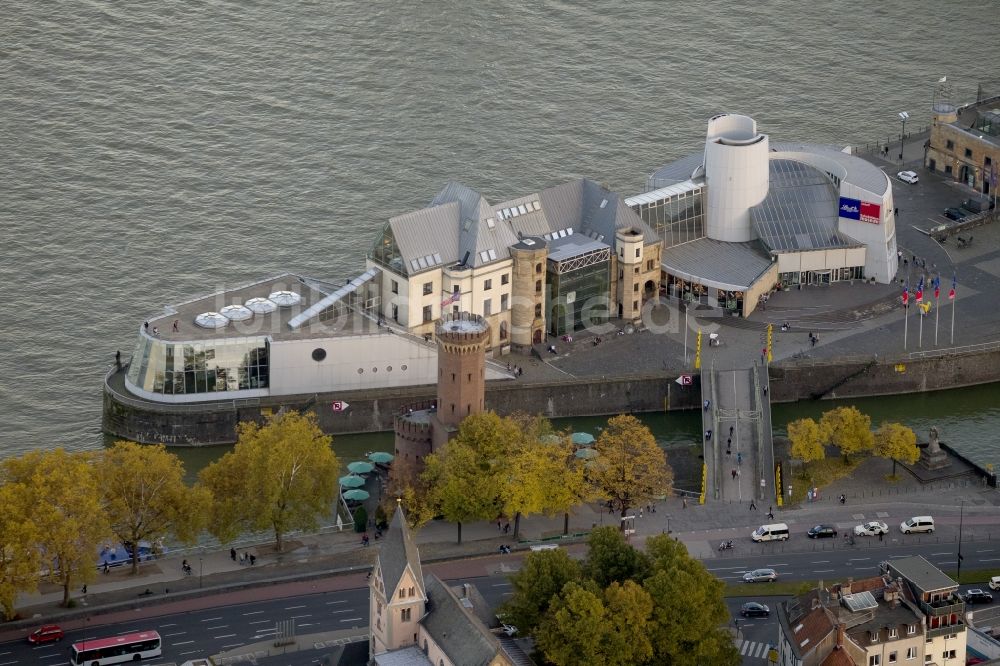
[3,1,999,468]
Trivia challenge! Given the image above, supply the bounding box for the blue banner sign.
[839,197,861,220]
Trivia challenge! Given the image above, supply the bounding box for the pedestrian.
[732,469,738,480]
[507,362,511,372]
[172,319,179,332]
[705,429,712,441]
[503,522,511,534]
[767,507,774,520]
[115,349,121,367]
[103,562,110,574]
[749,499,757,511]
[903,258,908,267]
[82,584,87,594]
[144,321,149,331]
[230,547,237,561]
[763,385,768,396]
[239,552,246,565]
[497,519,502,532]
[250,554,256,565]
[761,347,766,363]
[152,326,159,336]
[729,425,734,436]
[895,208,900,217]
[737,452,742,466]
[682,497,687,509]
[897,250,902,265]
[878,531,883,542]
[639,508,643,518]
[704,399,710,410]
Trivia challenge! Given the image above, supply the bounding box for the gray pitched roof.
[661,238,774,291]
[421,574,501,666]
[387,202,460,275]
[537,179,658,245]
[886,555,957,595]
[378,505,424,596]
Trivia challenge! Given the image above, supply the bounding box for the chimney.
[842,578,853,596]
[463,583,471,599]
[837,623,846,648]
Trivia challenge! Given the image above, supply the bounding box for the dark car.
[962,589,994,605]
[27,624,64,644]
[944,207,966,221]
[807,524,838,539]
[740,602,771,617]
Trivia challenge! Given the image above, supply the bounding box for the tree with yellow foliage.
[199,411,339,552]
[2,449,110,607]
[873,422,920,476]
[0,480,41,619]
[588,415,673,518]
[787,418,826,467]
[820,406,874,461]
[97,441,209,574]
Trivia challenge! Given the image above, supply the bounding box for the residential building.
[776,556,966,666]
[925,92,1000,196]
[369,503,532,665]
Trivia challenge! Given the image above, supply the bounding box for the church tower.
[369,503,427,656]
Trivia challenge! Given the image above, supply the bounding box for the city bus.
[69,630,162,665]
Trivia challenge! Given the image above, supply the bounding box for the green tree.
[643,534,741,665]
[787,418,826,467]
[582,526,650,588]
[589,414,673,517]
[498,547,581,634]
[536,580,654,666]
[0,480,41,619]
[199,411,339,551]
[97,441,208,574]
[873,422,919,476]
[2,449,110,607]
[820,406,874,460]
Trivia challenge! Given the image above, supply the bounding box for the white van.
[899,516,934,534]
[751,523,790,542]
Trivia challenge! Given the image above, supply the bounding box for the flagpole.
[918,302,923,348]
[934,292,940,346]
[951,293,956,345]
[903,298,909,350]
[684,302,689,364]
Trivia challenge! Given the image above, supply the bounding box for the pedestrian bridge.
[701,363,775,508]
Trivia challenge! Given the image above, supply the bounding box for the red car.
[27,624,64,644]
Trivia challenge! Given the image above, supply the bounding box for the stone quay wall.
[103,346,1000,446]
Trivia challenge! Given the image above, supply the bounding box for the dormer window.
[870,631,879,643]
[888,628,897,639]
[907,624,916,635]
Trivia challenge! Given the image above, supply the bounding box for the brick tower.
[391,312,490,484]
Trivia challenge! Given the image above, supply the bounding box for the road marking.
[339,617,363,623]
[284,604,307,610]
[492,582,511,587]
[214,633,237,639]
[325,600,347,605]
[330,609,355,614]
[173,640,194,645]
[848,558,870,561]
[937,560,955,565]
[222,643,244,649]
[814,569,834,573]
[180,649,201,655]
[931,552,951,556]
[206,625,228,630]
[299,623,314,627]
[291,614,312,619]
[975,549,994,553]
[243,610,265,615]
[813,560,829,563]
[201,616,224,622]
[765,563,788,567]
[979,558,1000,562]
[164,631,187,636]
[247,619,271,625]
[159,623,177,627]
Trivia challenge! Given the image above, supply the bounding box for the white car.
[854,521,889,537]
[897,170,919,184]
[989,576,1000,591]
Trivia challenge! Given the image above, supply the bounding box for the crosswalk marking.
[737,639,773,660]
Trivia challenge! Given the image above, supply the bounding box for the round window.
[311,348,327,362]
[386,366,392,372]
[372,367,378,373]
[357,368,364,374]
[401,364,408,371]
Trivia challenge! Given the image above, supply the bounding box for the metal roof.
[422,574,502,666]
[625,179,703,207]
[661,238,774,291]
[886,555,957,594]
[387,201,461,273]
[771,142,889,196]
[547,233,610,262]
[648,152,705,190]
[287,266,380,330]
[378,505,425,600]
[752,159,865,252]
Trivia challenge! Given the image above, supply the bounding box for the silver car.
[854,521,889,537]
[743,568,778,583]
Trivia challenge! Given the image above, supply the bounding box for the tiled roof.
[421,574,501,666]
[819,647,856,666]
[378,505,424,598]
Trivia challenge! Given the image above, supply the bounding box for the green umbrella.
[575,448,599,459]
[368,452,394,464]
[339,474,365,488]
[348,461,374,474]
[342,489,370,501]
[571,432,595,446]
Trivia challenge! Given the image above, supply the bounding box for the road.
[1,540,995,666]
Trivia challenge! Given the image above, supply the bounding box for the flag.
[902,284,909,307]
[949,274,956,300]
[933,276,940,299]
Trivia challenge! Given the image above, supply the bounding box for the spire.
[378,502,424,594]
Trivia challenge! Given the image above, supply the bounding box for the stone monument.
[918,426,951,470]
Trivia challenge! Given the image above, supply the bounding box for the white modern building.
[627,113,898,317]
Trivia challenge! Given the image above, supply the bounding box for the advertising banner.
[838,197,861,220]
[860,201,881,224]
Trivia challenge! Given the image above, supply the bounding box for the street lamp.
[898,111,910,161]
[956,499,964,584]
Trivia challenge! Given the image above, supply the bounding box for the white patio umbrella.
[194,312,229,329]
[244,297,277,314]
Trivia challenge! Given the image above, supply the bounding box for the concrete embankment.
[103,345,1000,446]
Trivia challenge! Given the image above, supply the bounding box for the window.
[870,631,879,643]
[945,165,953,175]
[501,294,509,311]
[646,259,655,270]
[870,656,880,666]
[408,586,415,597]
[484,279,493,291]
[452,284,460,294]
[907,646,916,659]
[500,320,508,340]
[946,139,954,150]
[635,248,641,258]
[943,650,956,659]
[924,656,930,664]
[535,280,542,293]
[401,608,411,621]
[633,283,639,292]
[964,148,973,158]
[889,628,897,638]
[534,303,542,317]
[889,651,897,663]
[391,280,399,295]
[501,273,509,285]
[634,266,640,274]
[619,269,623,279]
[986,156,993,166]
[423,281,432,295]
[483,298,492,316]
[907,625,916,635]
[633,300,638,311]
[535,263,542,273]
[399,589,405,599]
[423,305,433,323]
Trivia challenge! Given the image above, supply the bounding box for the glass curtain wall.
[126,335,270,396]
[547,254,611,336]
[634,189,705,248]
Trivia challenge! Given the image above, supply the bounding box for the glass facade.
[368,223,407,275]
[126,334,270,396]
[547,251,611,336]
[633,188,705,248]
